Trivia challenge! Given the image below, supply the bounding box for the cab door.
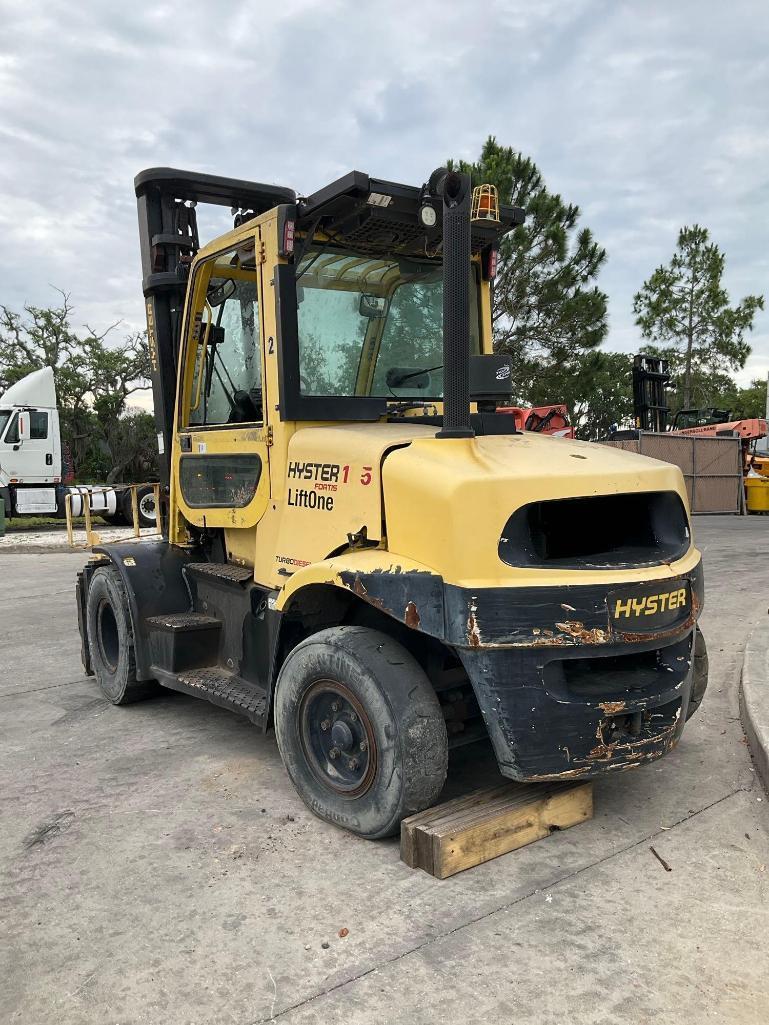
[173,232,270,554]
[0,409,54,483]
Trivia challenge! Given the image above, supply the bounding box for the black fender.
[336,568,445,637]
[80,540,197,680]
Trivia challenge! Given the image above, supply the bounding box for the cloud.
[1,0,767,401]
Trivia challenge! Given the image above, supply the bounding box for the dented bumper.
[338,557,704,780]
[452,562,704,780]
[457,631,694,780]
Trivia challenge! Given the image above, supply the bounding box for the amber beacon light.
[471,183,500,223]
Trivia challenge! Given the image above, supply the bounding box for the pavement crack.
[0,677,90,700]
[246,785,751,1024]
[8,589,71,602]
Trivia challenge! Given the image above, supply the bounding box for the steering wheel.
[228,388,262,423]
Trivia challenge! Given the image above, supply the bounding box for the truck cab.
[74,166,708,839]
[0,367,62,514]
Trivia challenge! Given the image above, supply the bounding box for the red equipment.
[498,404,575,438]
[672,417,768,476]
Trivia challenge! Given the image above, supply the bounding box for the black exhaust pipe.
[434,169,474,439]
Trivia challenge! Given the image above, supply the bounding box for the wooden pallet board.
[401,780,593,878]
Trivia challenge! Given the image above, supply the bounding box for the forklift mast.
[134,169,296,493]
[632,354,671,432]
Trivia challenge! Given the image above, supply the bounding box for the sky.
[1,0,768,412]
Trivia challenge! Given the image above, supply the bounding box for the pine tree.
[633,226,763,409]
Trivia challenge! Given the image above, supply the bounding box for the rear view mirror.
[17,410,30,444]
[359,294,387,319]
[207,278,236,307]
[386,367,431,391]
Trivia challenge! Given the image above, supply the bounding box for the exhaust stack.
[434,169,474,439]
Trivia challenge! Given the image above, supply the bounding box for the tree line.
[0,293,156,483]
[451,137,765,437]
[1,138,765,470]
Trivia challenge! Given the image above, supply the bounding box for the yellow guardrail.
[65,483,162,549]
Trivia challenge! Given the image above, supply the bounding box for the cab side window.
[31,412,48,439]
[188,241,262,427]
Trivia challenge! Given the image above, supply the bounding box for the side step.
[153,665,268,727]
[146,612,222,673]
[185,562,253,585]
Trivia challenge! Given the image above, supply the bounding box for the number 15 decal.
[360,466,373,486]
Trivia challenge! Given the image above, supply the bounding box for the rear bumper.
[453,562,704,780]
[459,631,694,780]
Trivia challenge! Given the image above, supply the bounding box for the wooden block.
[401,780,593,878]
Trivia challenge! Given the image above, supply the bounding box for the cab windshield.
[0,409,12,441]
[296,247,481,400]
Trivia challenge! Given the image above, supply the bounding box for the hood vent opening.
[498,491,689,570]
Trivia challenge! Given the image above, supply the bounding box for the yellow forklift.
[75,167,707,838]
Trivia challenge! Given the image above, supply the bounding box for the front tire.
[274,626,448,839]
[86,565,155,704]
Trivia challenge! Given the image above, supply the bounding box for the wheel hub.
[139,492,156,520]
[299,680,377,798]
[331,720,354,751]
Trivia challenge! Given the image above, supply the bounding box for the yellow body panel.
[381,432,698,589]
[266,423,433,590]
[266,425,699,604]
[175,426,271,531]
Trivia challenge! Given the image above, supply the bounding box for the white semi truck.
[0,367,156,526]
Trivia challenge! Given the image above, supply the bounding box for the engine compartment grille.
[498,491,690,570]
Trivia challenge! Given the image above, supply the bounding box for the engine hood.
[267,423,696,589]
[381,432,696,588]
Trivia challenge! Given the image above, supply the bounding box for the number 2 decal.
[268,336,274,355]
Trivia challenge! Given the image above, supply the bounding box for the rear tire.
[136,486,157,528]
[86,565,156,704]
[100,511,128,526]
[274,626,448,839]
[118,486,157,528]
[686,626,708,720]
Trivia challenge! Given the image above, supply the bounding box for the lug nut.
[359,740,367,751]
[329,747,340,760]
[349,711,357,722]
[348,758,359,771]
[320,719,330,731]
[331,701,339,712]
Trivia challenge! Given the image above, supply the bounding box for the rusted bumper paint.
[339,560,704,781]
[457,631,694,780]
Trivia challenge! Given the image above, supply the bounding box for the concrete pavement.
[1,518,768,1024]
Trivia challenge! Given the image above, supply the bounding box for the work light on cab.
[471,183,500,224]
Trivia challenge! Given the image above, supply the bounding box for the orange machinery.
[497,403,575,438]
[673,417,767,467]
